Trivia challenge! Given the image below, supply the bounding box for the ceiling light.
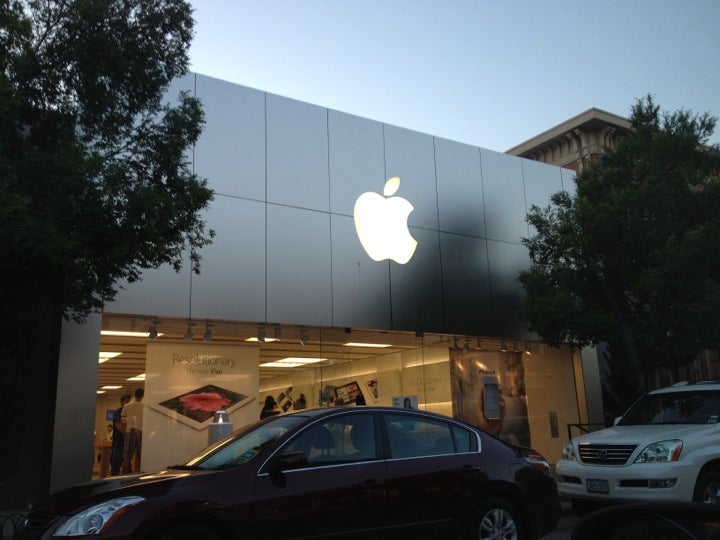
[260,357,326,368]
[185,325,193,340]
[500,341,508,352]
[101,385,122,390]
[98,352,122,363]
[245,337,278,343]
[524,343,532,355]
[343,342,391,348]
[204,325,212,342]
[148,324,158,340]
[101,330,151,338]
[127,374,146,381]
[299,329,309,346]
[96,390,106,394]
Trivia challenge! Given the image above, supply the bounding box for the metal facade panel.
[266,94,329,212]
[435,137,485,237]
[389,227,444,331]
[191,196,266,321]
[561,167,577,196]
[266,204,332,326]
[440,233,492,335]
[486,240,533,339]
[330,214,392,329]
[522,158,565,237]
[194,75,266,201]
[328,110,385,216]
[384,125,439,229]
[480,148,528,244]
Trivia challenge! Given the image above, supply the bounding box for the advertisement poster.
[450,349,530,447]
[144,342,259,470]
[392,395,418,409]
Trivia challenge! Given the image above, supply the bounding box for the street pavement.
[541,501,580,539]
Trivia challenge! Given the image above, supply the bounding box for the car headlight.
[53,496,144,536]
[634,440,683,463]
[561,441,576,461]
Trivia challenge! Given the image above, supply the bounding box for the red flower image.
[180,392,231,412]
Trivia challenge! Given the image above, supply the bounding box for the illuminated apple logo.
[353,176,417,264]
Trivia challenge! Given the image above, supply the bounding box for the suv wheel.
[694,470,720,504]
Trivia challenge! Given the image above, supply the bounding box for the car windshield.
[618,390,720,426]
[181,415,307,470]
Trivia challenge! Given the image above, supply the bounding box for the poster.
[144,343,259,470]
[450,349,531,447]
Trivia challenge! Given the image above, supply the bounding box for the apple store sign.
[354,177,418,265]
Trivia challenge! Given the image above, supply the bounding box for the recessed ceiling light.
[98,352,122,363]
[101,330,157,338]
[260,357,326,368]
[343,342,392,348]
[101,385,123,390]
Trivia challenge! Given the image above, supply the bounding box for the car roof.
[277,405,476,427]
[649,381,720,394]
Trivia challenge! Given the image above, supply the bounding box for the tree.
[0,0,213,506]
[519,96,720,415]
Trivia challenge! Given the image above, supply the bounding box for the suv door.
[253,412,389,538]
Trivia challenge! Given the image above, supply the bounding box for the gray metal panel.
[440,233,492,335]
[522,158,565,237]
[384,125,438,229]
[328,110,385,216]
[194,75,266,200]
[330,214,392,329]
[105,259,192,318]
[191,196,266,321]
[561,167,577,196]
[480,148,527,244]
[435,137,485,237]
[162,72,195,106]
[486,240,533,338]
[266,94,329,211]
[267,204,332,326]
[389,227,444,331]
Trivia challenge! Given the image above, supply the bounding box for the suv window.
[618,390,720,426]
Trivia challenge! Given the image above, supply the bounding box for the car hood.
[33,469,219,514]
[572,423,717,446]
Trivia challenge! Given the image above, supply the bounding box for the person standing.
[122,388,144,473]
[260,395,280,419]
[110,394,131,476]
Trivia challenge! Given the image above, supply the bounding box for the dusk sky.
[188,0,720,152]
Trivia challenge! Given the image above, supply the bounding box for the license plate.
[586,479,609,493]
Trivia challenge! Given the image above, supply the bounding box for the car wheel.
[694,469,720,503]
[471,498,524,540]
[151,523,221,540]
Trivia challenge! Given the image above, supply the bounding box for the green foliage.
[519,95,720,377]
[0,0,214,321]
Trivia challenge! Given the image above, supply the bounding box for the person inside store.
[110,393,131,476]
[293,393,307,410]
[122,388,144,473]
[355,394,366,406]
[260,395,281,419]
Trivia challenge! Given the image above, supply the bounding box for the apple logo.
[353,176,418,264]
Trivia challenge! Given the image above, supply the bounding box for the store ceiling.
[98,314,443,402]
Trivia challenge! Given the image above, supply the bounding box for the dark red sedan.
[18,407,560,539]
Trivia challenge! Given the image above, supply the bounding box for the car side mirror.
[613,416,622,426]
[268,451,308,487]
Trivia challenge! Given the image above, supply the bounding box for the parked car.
[556,381,720,516]
[18,406,560,539]
[571,502,720,539]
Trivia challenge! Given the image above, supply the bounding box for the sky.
[188,0,720,152]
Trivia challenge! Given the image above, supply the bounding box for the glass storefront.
[94,313,582,476]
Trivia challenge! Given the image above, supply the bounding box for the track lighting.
[203,324,212,342]
[299,329,308,346]
[185,325,193,340]
[500,341,508,352]
[148,324,158,340]
[258,328,266,343]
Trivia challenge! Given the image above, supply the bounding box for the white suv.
[556,381,720,515]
